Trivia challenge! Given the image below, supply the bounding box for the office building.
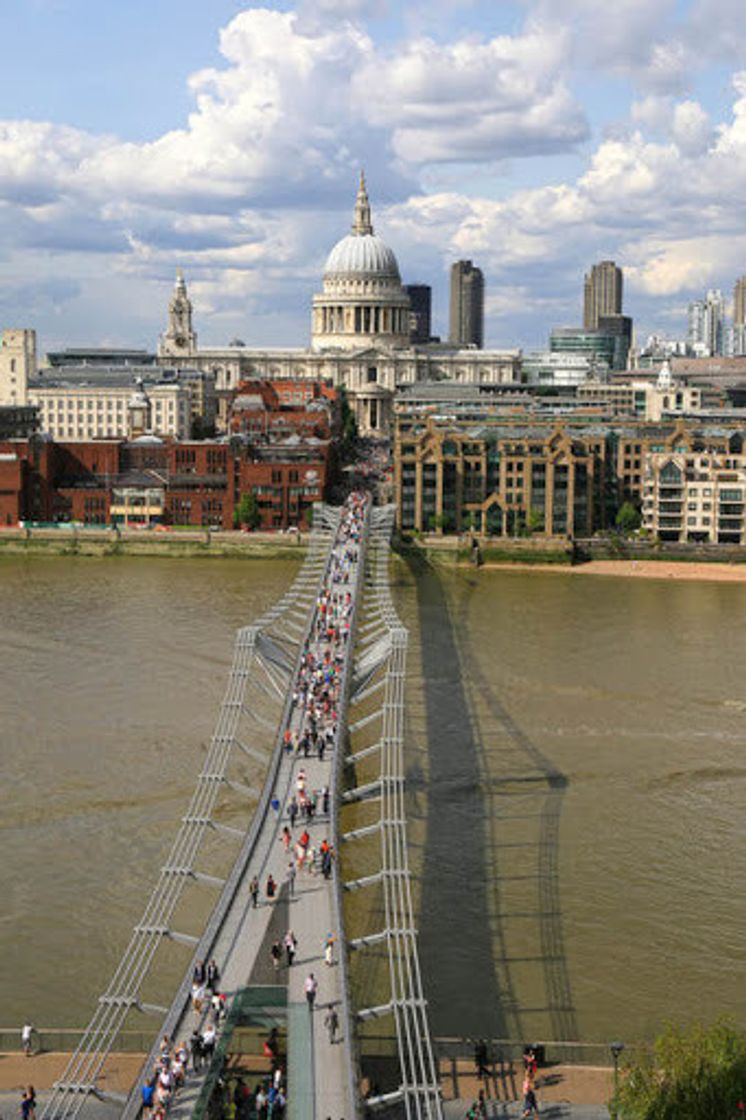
[583,261,623,330]
[550,327,618,369]
[597,314,632,370]
[687,289,725,356]
[733,277,746,357]
[449,260,484,348]
[404,285,432,344]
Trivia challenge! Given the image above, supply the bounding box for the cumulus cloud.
[382,66,746,343]
[354,28,588,163]
[2,3,746,350]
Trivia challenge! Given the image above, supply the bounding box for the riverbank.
[399,535,746,581]
[0,527,307,559]
[0,1049,612,1108]
[484,558,746,581]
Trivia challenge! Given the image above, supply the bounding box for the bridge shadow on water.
[401,550,578,1045]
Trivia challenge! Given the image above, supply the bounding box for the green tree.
[527,508,544,534]
[616,501,642,535]
[338,387,358,459]
[616,1019,746,1120]
[234,492,261,530]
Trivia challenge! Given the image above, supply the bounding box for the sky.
[1,0,746,354]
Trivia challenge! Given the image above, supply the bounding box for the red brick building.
[229,379,338,443]
[0,431,333,531]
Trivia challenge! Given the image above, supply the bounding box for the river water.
[0,555,743,1043]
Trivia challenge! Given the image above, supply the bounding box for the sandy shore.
[481,558,746,582]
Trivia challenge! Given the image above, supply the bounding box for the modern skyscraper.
[404,284,432,344]
[449,260,484,348]
[734,276,746,327]
[583,261,623,330]
[687,289,724,356]
[732,276,746,357]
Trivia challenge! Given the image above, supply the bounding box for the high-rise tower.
[583,261,623,330]
[734,277,746,328]
[405,284,432,344]
[687,289,724,356]
[449,260,484,348]
[733,276,746,357]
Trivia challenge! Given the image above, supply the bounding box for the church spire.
[351,170,373,236]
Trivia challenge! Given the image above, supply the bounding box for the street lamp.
[609,1040,625,1118]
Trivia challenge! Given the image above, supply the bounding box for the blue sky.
[1,0,746,353]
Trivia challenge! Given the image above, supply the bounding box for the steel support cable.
[41,517,339,1120]
[355,514,443,1119]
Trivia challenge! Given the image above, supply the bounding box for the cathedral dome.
[324,233,400,280]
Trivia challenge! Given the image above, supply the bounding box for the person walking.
[304,973,318,1011]
[284,930,297,967]
[288,798,299,829]
[206,958,220,993]
[270,941,282,972]
[250,876,259,909]
[20,1089,34,1120]
[324,1007,339,1045]
[521,1074,539,1118]
[21,1023,34,1058]
[266,874,276,902]
[189,1029,203,1073]
[286,861,296,897]
[324,932,335,967]
[201,1023,216,1064]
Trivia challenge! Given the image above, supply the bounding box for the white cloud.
[2,4,746,350]
[354,28,588,163]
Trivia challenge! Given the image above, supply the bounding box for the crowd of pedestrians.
[137,495,367,1120]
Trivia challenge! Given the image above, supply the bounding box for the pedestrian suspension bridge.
[41,499,443,1120]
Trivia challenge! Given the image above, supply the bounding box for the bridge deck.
[137,499,367,1120]
[43,498,443,1120]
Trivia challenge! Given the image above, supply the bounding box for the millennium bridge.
[41,498,443,1120]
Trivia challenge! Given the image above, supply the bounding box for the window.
[367,367,378,383]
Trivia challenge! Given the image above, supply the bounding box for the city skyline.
[2,0,746,353]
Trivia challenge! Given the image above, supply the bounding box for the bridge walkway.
[124,496,369,1120]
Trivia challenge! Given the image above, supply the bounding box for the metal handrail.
[353,507,444,1119]
[328,498,374,1120]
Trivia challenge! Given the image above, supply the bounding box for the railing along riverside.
[343,507,443,1120]
[41,508,341,1120]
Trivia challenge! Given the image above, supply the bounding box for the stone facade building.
[27,373,192,442]
[395,415,606,537]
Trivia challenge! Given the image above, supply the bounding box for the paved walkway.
[443,1104,609,1119]
[148,503,365,1120]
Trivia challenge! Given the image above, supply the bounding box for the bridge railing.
[41,509,341,1120]
[342,507,443,1120]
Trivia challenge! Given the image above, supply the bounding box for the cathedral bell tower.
[159,270,197,358]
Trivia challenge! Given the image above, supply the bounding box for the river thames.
[0,555,743,1042]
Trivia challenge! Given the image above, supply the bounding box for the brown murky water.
[0,555,743,1042]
